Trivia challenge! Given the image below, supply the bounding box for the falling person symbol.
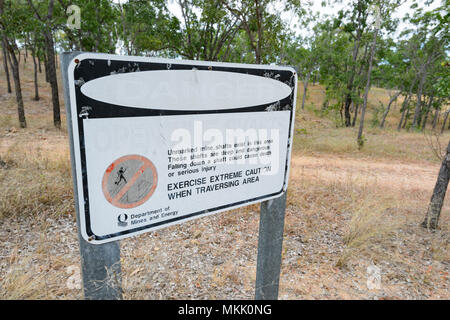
[102,155,158,209]
[115,167,127,185]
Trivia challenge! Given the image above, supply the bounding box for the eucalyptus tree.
[290,42,318,110]
[174,0,241,61]
[58,0,119,53]
[357,2,382,147]
[221,0,288,64]
[403,1,449,130]
[1,37,11,93]
[332,0,372,127]
[283,6,321,111]
[422,140,450,229]
[0,0,29,128]
[375,38,406,128]
[118,0,179,56]
[27,0,62,128]
[312,19,354,122]
[432,60,450,131]
[356,0,403,147]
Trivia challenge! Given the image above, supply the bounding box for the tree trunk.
[398,98,407,130]
[45,31,61,128]
[301,72,310,110]
[352,103,359,127]
[403,106,411,129]
[421,141,450,229]
[6,47,26,128]
[43,50,49,83]
[412,61,430,129]
[432,108,440,130]
[31,46,39,101]
[38,54,42,73]
[421,109,429,131]
[380,91,401,128]
[2,38,12,93]
[441,111,449,134]
[253,0,263,64]
[398,76,418,130]
[357,26,378,147]
[344,12,363,128]
[421,94,434,131]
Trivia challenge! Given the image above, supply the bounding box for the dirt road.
[290,154,441,196]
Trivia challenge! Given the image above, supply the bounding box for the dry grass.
[281,157,449,299]
[0,141,73,219]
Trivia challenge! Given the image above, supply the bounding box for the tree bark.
[6,46,26,128]
[37,53,42,73]
[343,35,361,127]
[397,75,418,131]
[352,103,359,127]
[1,38,11,93]
[31,44,39,101]
[254,0,263,64]
[43,50,49,83]
[45,32,61,128]
[357,25,378,147]
[421,94,434,131]
[441,111,449,134]
[432,107,440,130]
[301,72,310,110]
[421,141,450,229]
[412,55,433,129]
[380,91,401,128]
[28,0,60,128]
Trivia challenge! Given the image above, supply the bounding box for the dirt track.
[290,154,442,196]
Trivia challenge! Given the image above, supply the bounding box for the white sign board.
[66,53,297,244]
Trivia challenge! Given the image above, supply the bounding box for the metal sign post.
[61,52,296,300]
[255,193,287,300]
[61,52,122,300]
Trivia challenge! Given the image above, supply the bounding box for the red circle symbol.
[102,155,158,209]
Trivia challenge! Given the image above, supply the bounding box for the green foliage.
[0,0,448,137]
[295,128,308,135]
[120,0,179,56]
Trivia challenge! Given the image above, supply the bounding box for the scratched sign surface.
[65,53,297,244]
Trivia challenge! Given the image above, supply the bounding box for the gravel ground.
[1,200,448,299]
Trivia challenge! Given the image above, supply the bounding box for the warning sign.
[63,52,297,244]
[102,155,157,209]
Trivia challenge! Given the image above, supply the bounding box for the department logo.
[117,213,129,227]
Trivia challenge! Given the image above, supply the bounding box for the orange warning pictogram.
[102,155,157,209]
